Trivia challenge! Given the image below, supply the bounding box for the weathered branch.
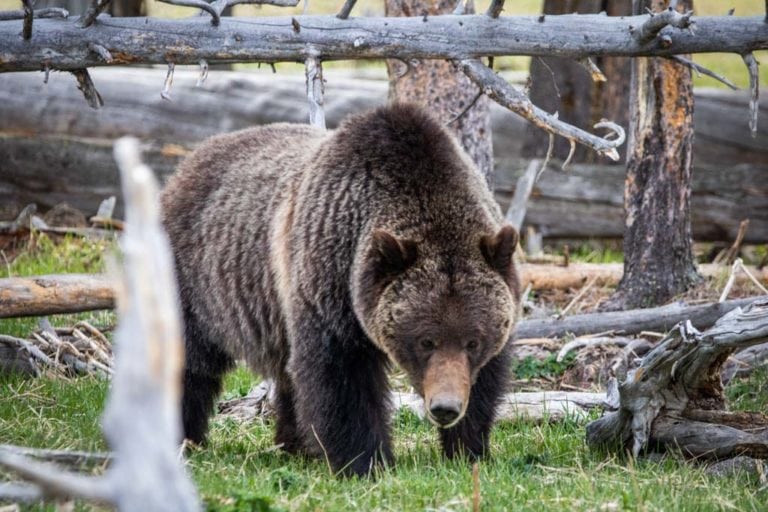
[0,139,200,509]
[70,69,103,109]
[80,0,112,28]
[21,0,32,39]
[459,59,626,160]
[0,7,68,21]
[336,0,356,20]
[669,55,737,90]
[157,0,221,26]
[586,298,768,459]
[486,0,504,18]
[633,6,693,44]
[1,14,766,73]
[742,52,760,136]
[305,53,325,129]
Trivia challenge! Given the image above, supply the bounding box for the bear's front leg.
[439,346,511,460]
[290,315,393,477]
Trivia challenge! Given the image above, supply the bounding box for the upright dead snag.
[0,138,200,511]
[603,0,700,310]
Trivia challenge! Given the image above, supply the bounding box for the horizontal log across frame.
[0,13,767,72]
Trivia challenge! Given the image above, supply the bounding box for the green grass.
[2,236,768,511]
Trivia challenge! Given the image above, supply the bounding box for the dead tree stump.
[586,297,768,460]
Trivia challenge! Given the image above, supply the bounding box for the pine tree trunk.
[384,0,494,188]
[522,0,632,164]
[603,0,701,310]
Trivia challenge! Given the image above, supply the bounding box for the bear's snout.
[423,351,470,429]
[429,395,463,426]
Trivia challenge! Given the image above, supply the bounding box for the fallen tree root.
[585,297,768,460]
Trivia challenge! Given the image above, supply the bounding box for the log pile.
[1,69,766,242]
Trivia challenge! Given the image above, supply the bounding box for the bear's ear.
[369,229,418,279]
[480,225,519,278]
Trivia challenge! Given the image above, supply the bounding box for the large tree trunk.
[384,0,494,188]
[604,0,701,310]
[523,0,632,164]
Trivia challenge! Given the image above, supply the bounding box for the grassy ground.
[2,235,767,511]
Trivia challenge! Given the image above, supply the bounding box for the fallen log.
[218,381,606,424]
[1,69,766,241]
[516,295,768,339]
[1,13,766,73]
[586,297,768,460]
[0,274,114,318]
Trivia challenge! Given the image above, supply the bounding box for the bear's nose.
[429,397,463,427]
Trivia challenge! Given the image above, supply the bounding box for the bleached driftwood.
[0,138,199,510]
[586,298,768,460]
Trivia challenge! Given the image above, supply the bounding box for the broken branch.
[0,7,68,21]
[459,59,625,160]
[304,53,325,129]
[70,68,103,109]
[633,6,693,44]
[742,52,760,136]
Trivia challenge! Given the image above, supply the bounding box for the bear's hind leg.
[440,345,511,460]
[181,312,235,445]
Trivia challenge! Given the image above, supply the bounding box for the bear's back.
[162,123,327,374]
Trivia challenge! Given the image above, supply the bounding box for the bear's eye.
[466,340,478,351]
[420,339,435,350]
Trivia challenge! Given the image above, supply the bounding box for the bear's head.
[352,226,520,428]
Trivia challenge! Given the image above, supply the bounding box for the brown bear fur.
[161,103,520,477]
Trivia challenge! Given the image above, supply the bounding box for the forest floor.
[1,233,766,511]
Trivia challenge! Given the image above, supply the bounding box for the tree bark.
[603,0,701,310]
[384,0,494,187]
[523,0,632,164]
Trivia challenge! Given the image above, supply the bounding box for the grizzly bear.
[161,103,520,477]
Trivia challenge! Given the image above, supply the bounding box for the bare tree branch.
[21,0,32,39]
[88,42,113,63]
[0,139,200,509]
[80,0,112,28]
[336,0,356,20]
[743,52,760,136]
[669,55,737,90]
[459,59,625,160]
[0,7,68,21]
[305,53,325,129]
[70,68,103,109]
[487,0,504,18]
[633,6,693,44]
